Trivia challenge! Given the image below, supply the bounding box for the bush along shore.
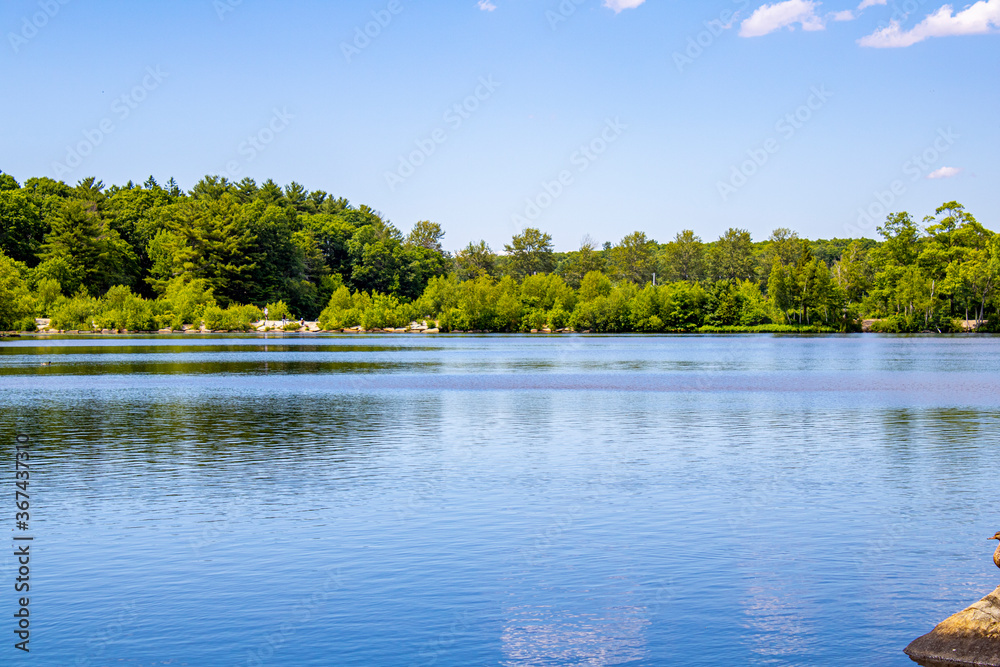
[1,171,998,335]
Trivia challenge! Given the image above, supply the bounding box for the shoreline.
[2,329,993,337]
[3,319,989,338]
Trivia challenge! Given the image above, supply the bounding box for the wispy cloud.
[857,0,887,9]
[603,0,647,13]
[859,0,1000,47]
[927,166,962,179]
[740,0,825,37]
[477,0,497,11]
[831,10,856,21]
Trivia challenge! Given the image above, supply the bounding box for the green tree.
[41,200,137,294]
[608,231,656,284]
[660,230,705,282]
[347,220,404,295]
[867,212,923,317]
[0,172,19,191]
[406,220,445,252]
[758,228,801,289]
[0,190,46,266]
[190,175,236,201]
[945,237,1000,327]
[832,240,872,308]
[578,270,612,302]
[504,228,554,279]
[0,251,36,330]
[709,228,756,282]
[145,196,257,304]
[767,263,795,323]
[71,177,107,208]
[302,212,357,278]
[557,235,605,288]
[103,183,176,294]
[455,240,497,280]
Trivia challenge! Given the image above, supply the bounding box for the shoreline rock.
[905,586,1000,666]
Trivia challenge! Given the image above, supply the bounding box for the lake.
[1,334,998,666]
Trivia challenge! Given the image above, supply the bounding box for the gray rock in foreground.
[906,586,1000,666]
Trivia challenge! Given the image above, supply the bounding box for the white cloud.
[928,166,962,179]
[740,0,826,37]
[835,0,885,21]
[603,0,646,13]
[477,0,497,11]
[859,0,1000,47]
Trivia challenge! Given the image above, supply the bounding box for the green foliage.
[659,281,709,330]
[412,274,460,319]
[696,324,837,333]
[33,277,62,316]
[265,300,292,320]
[0,190,46,266]
[318,286,413,330]
[0,252,36,330]
[41,200,137,294]
[163,278,216,327]
[406,220,445,251]
[146,196,257,304]
[455,240,497,280]
[569,282,635,333]
[556,236,605,288]
[203,303,262,331]
[437,275,522,332]
[8,172,997,336]
[48,289,100,331]
[608,231,657,284]
[520,273,576,312]
[660,230,705,282]
[578,271,612,302]
[94,286,155,331]
[709,228,756,282]
[0,172,19,191]
[504,228,554,279]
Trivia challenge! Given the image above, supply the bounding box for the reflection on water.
[502,602,649,666]
[1,334,999,666]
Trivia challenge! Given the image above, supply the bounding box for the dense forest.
[0,171,997,334]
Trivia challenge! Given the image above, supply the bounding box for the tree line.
[0,171,997,333]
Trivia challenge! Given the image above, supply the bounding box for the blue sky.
[2,0,997,251]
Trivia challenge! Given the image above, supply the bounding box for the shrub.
[48,290,100,330]
[696,324,836,333]
[412,274,460,319]
[578,271,612,302]
[202,305,229,331]
[318,286,358,330]
[203,303,263,331]
[231,304,263,329]
[569,283,634,333]
[659,281,708,331]
[265,300,292,320]
[522,309,548,331]
[163,278,216,327]
[33,277,62,316]
[0,252,35,330]
[319,288,413,330]
[32,256,80,295]
[359,293,413,330]
[548,305,571,330]
[14,317,37,332]
[95,286,154,330]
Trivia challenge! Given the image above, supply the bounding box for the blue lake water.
[2,334,999,666]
